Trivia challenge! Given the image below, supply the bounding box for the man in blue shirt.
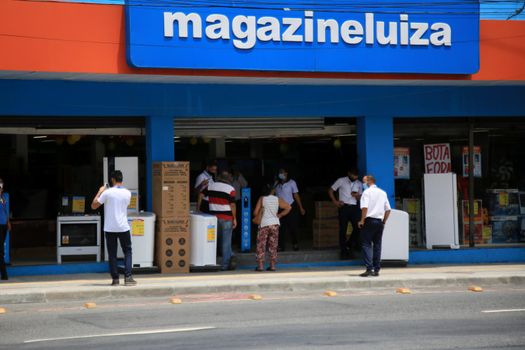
[0,178,11,281]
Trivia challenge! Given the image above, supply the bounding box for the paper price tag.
[131,219,145,236]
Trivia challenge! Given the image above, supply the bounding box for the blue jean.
[105,231,133,279]
[217,219,233,270]
[361,218,384,272]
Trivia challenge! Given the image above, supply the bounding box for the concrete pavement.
[0,264,524,305]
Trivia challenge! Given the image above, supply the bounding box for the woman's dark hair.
[260,184,274,197]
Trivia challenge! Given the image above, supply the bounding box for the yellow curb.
[324,290,337,297]
[0,307,6,314]
[84,302,97,309]
[248,294,263,301]
[169,297,182,304]
[396,288,412,294]
[468,285,483,292]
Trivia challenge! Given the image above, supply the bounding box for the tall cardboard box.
[156,233,190,274]
[152,162,190,218]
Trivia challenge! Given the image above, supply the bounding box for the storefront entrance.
[0,117,146,266]
[175,117,358,252]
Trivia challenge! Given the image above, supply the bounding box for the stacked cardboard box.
[312,201,339,249]
[153,162,191,273]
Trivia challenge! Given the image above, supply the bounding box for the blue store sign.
[126,0,479,74]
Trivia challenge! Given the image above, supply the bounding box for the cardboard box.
[156,216,190,236]
[155,233,190,274]
[153,161,190,181]
[152,162,189,218]
[312,218,339,249]
[314,201,339,220]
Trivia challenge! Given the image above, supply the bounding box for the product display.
[486,189,520,216]
[402,198,422,247]
[490,216,520,243]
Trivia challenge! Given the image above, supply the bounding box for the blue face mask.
[278,173,286,181]
[363,183,369,190]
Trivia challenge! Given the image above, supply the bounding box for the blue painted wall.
[1,80,524,118]
[146,115,175,210]
[357,116,395,206]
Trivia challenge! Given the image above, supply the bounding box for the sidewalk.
[1,264,524,305]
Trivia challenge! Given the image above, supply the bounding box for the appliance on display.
[57,215,101,263]
[423,173,460,249]
[381,209,409,265]
[103,157,139,213]
[241,188,251,253]
[190,213,220,272]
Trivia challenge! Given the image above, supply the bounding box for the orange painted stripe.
[0,0,524,80]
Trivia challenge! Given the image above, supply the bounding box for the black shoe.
[266,266,276,272]
[124,276,137,286]
[360,270,373,277]
[111,279,119,286]
[255,267,264,272]
[1,276,8,281]
[228,256,237,271]
[372,271,380,277]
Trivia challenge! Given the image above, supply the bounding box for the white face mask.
[278,173,286,181]
[0,183,3,189]
[363,183,369,190]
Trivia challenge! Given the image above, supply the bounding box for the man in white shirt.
[358,175,391,277]
[328,169,363,260]
[195,160,217,213]
[91,170,135,287]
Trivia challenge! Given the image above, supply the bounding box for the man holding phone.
[91,170,136,286]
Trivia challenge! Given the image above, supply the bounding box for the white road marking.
[482,308,525,314]
[24,326,216,344]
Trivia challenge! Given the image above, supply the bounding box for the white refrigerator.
[423,173,460,249]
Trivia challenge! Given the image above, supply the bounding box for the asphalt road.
[1,287,524,350]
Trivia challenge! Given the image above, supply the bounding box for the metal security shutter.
[174,118,354,138]
[0,117,145,135]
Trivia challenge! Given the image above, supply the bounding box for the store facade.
[1,0,525,274]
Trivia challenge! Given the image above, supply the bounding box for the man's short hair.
[111,170,123,183]
[217,169,232,183]
[366,174,376,184]
[207,159,218,167]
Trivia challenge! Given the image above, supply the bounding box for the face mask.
[0,183,3,189]
[278,174,286,181]
[363,183,369,190]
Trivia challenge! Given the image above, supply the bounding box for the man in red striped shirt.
[202,170,237,271]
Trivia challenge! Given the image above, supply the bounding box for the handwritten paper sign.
[424,143,452,174]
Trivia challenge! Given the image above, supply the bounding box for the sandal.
[255,267,264,272]
[266,267,276,272]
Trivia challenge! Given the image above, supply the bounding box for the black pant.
[338,205,361,253]
[361,218,384,272]
[279,202,299,249]
[200,200,210,214]
[105,231,133,279]
[0,225,7,279]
